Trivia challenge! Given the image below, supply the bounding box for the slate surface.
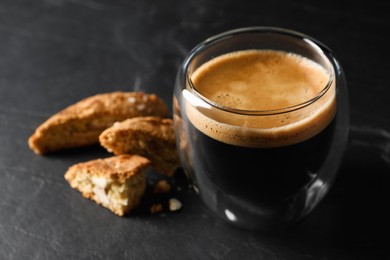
[1,0,389,259]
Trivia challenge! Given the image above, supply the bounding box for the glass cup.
[173,27,349,230]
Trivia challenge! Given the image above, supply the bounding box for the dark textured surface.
[1,0,389,259]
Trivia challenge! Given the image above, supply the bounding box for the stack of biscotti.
[28,92,169,154]
[28,91,180,216]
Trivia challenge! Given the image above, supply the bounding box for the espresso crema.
[186,50,336,148]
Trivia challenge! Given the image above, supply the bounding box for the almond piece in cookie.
[99,116,179,176]
[64,154,150,216]
[28,92,169,155]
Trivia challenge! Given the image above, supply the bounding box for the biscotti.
[99,116,179,176]
[28,92,169,154]
[64,154,150,216]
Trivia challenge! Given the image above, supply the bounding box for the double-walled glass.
[173,27,349,230]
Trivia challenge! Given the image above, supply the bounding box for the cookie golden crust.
[64,154,150,216]
[28,92,169,155]
[99,116,180,176]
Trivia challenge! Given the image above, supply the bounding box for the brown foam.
[186,50,336,148]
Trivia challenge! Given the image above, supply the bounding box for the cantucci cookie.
[64,154,150,216]
[99,116,179,176]
[28,92,169,154]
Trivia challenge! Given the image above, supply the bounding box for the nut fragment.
[168,198,182,212]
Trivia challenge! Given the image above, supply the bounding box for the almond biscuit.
[28,91,169,154]
[99,116,179,176]
[64,154,150,216]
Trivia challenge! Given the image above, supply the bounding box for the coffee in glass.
[174,27,349,230]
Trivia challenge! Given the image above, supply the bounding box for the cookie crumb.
[153,180,171,194]
[150,204,163,214]
[169,198,182,211]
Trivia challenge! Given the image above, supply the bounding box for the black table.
[1,1,389,259]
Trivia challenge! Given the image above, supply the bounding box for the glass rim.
[184,26,335,116]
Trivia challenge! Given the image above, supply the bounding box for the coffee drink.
[174,28,349,230]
